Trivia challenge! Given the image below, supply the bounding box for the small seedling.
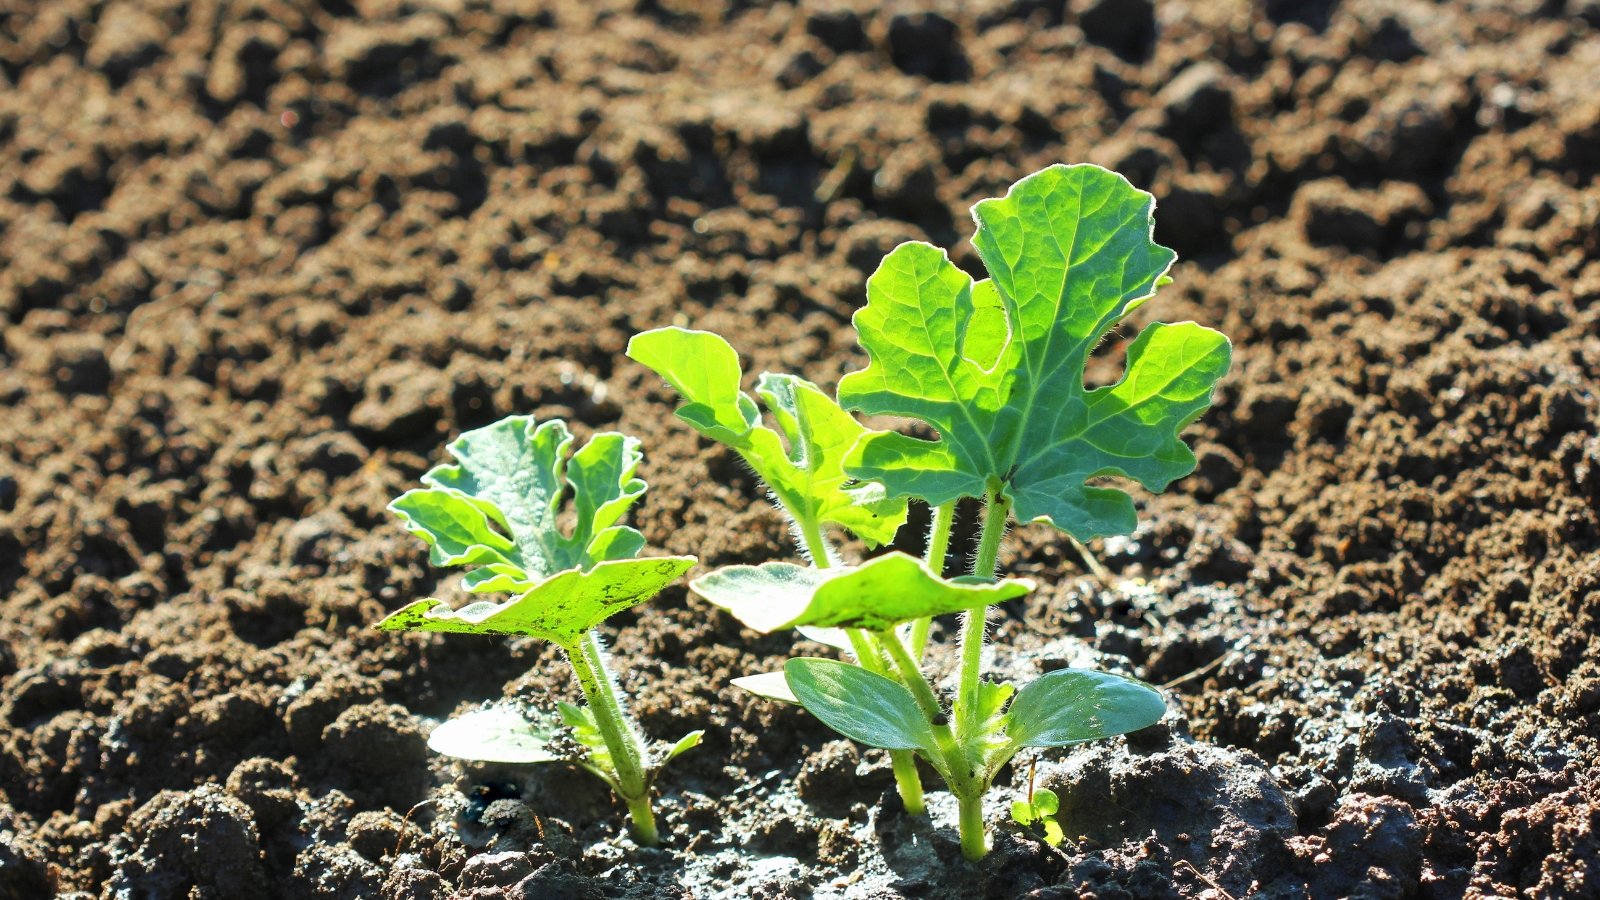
[663,163,1229,861]
[1010,761,1063,846]
[1010,788,1064,847]
[626,327,943,811]
[378,415,699,845]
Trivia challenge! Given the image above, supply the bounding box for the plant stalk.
[878,629,944,719]
[794,514,928,815]
[797,515,834,570]
[909,501,957,660]
[957,791,988,861]
[955,489,1010,739]
[568,630,657,845]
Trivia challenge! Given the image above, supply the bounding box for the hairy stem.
[955,489,1010,739]
[567,631,656,844]
[796,515,834,570]
[958,791,989,861]
[623,793,660,847]
[794,513,927,814]
[890,751,926,815]
[909,501,957,660]
[878,629,943,719]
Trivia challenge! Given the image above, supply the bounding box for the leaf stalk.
[794,514,930,815]
[956,489,1010,739]
[909,501,957,660]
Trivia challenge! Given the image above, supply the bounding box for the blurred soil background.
[1,0,1598,897]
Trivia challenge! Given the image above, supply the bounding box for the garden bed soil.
[2,0,1598,897]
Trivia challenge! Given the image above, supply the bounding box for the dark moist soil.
[1,0,1598,898]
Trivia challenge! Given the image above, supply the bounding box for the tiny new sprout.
[1010,760,1064,846]
[652,164,1231,861]
[1010,787,1064,847]
[377,415,700,846]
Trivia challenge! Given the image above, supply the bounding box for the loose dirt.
[1,0,1597,897]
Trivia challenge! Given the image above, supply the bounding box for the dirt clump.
[1,0,1597,896]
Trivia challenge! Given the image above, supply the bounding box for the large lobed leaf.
[691,551,1033,635]
[389,416,649,593]
[377,557,695,646]
[627,327,907,547]
[838,164,1232,541]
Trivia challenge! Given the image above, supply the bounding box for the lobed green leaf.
[377,557,695,646]
[389,417,650,586]
[627,327,908,546]
[839,163,1232,541]
[691,551,1034,635]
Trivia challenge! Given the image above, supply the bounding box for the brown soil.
[2,0,1598,898]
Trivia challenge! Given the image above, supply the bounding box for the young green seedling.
[377,414,699,846]
[624,328,943,811]
[826,163,1228,858]
[686,163,1227,861]
[1010,785,1064,847]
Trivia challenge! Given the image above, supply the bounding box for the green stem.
[970,488,1009,580]
[624,794,660,847]
[909,501,957,660]
[891,751,926,815]
[797,515,834,570]
[567,631,656,845]
[955,489,1010,739]
[794,514,927,814]
[850,629,928,815]
[958,791,988,861]
[878,629,943,719]
[845,629,884,671]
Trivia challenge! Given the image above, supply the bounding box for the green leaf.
[390,489,517,569]
[1010,799,1037,826]
[1031,787,1059,816]
[784,657,940,754]
[426,706,564,765]
[838,164,1232,541]
[691,551,1034,634]
[975,681,1015,731]
[663,730,704,764]
[1042,818,1065,846]
[627,328,908,546]
[376,557,695,646]
[730,671,799,704]
[1003,668,1166,749]
[390,417,651,586]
